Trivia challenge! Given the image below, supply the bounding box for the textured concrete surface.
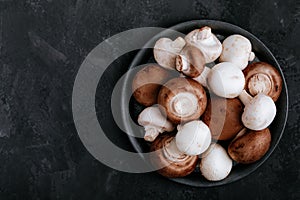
[0,0,299,199]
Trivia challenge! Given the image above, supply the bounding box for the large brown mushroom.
[132,64,171,106]
[243,62,283,102]
[150,134,198,178]
[228,128,271,164]
[202,96,244,140]
[157,77,207,124]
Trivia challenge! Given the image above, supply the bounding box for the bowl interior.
[121,20,288,187]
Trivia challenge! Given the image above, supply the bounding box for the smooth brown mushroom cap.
[150,134,198,178]
[202,96,244,140]
[132,64,171,106]
[243,62,282,102]
[228,128,271,164]
[157,77,207,124]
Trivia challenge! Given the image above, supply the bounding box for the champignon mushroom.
[185,26,222,63]
[239,90,276,131]
[206,62,245,98]
[243,62,283,102]
[200,143,232,181]
[157,77,207,124]
[138,106,175,142]
[132,64,171,106]
[219,34,255,70]
[153,37,186,70]
[202,96,244,140]
[175,45,206,78]
[150,134,198,178]
[228,128,271,164]
[176,120,212,155]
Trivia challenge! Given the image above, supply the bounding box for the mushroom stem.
[193,66,211,87]
[144,126,160,142]
[162,137,188,162]
[238,90,253,105]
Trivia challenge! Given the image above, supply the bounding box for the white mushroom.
[206,62,245,98]
[175,120,211,155]
[153,37,186,70]
[219,34,255,70]
[185,26,222,63]
[138,106,174,142]
[200,143,232,181]
[239,90,276,131]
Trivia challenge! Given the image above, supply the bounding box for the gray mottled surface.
[0,0,299,199]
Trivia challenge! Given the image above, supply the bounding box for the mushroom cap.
[228,128,271,164]
[150,135,198,178]
[200,143,232,181]
[207,62,245,98]
[132,64,171,106]
[157,77,207,124]
[242,93,276,130]
[175,45,206,78]
[153,37,186,70]
[219,34,255,70]
[185,26,222,63]
[243,62,283,102]
[202,96,244,140]
[176,120,211,155]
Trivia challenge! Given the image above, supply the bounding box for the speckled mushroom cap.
[132,64,171,106]
[202,96,244,140]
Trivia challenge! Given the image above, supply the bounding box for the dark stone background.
[0,0,299,199]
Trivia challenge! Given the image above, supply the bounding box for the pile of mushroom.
[132,26,283,181]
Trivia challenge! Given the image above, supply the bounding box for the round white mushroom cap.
[207,62,245,98]
[175,120,211,156]
[219,34,255,70]
[138,106,175,142]
[242,93,276,131]
[200,143,232,181]
[185,26,222,63]
[153,37,186,70]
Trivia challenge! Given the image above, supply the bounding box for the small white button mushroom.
[200,143,232,181]
[175,120,211,155]
[239,91,276,131]
[220,34,255,70]
[206,62,245,98]
[153,37,186,70]
[138,106,174,142]
[185,26,222,63]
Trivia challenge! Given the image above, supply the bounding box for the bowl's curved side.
[121,20,288,187]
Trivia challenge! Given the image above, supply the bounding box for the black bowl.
[121,20,288,187]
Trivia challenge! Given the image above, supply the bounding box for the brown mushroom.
[132,64,171,106]
[243,62,283,102]
[175,45,206,78]
[202,96,244,140]
[150,134,198,178]
[228,128,271,164]
[157,77,207,124]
